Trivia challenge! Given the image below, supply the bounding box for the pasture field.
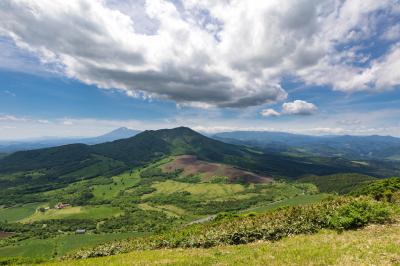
[144,180,247,200]
[0,203,42,222]
[20,205,122,223]
[92,171,140,200]
[138,203,190,218]
[44,223,400,266]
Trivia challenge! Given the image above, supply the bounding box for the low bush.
[351,177,400,202]
[329,200,392,230]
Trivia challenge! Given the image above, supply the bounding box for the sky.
[0,0,400,139]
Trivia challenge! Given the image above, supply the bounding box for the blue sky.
[0,0,400,139]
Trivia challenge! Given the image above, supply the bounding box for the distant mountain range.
[0,127,140,153]
[1,126,399,206]
[213,131,400,161]
[2,128,400,163]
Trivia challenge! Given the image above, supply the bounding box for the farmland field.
[92,172,141,200]
[0,203,42,222]
[20,205,122,223]
[145,180,247,200]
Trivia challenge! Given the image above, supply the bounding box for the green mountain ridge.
[1,127,399,207]
[1,127,398,180]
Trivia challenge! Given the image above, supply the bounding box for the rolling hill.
[1,127,396,180]
[213,131,400,161]
[0,127,399,207]
[0,127,140,153]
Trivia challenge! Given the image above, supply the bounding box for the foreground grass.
[45,223,400,266]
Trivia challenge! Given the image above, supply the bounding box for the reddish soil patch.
[0,231,14,239]
[162,155,273,183]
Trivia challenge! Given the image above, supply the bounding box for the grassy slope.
[0,233,142,259]
[0,203,42,222]
[145,180,247,200]
[241,193,331,213]
[92,171,140,200]
[45,223,400,266]
[20,205,122,223]
[298,173,377,194]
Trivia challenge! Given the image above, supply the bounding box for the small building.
[55,203,70,209]
[75,229,86,234]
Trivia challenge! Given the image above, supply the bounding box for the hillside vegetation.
[298,173,377,194]
[65,196,397,260]
[0,155,320,262]
[1,127,397,206]
[43,222,400,266]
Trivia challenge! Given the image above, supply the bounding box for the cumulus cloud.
[0,115,25,122]
[382,24,400,41]
[0,0,399,108]
[282,100,317,115]
[62,120,74,126]
[260,108,280,117]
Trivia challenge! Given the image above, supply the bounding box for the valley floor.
[45,223,400,266]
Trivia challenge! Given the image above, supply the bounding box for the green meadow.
[0,203,43,223]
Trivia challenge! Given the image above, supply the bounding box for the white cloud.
[0,0,398,108]
[260,108,280,117]
[382,24,400,41]
[0,115,25,122]
[62,120,74,126]
[282,100,317,115]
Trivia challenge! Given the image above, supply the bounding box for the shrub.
[351,177,400,202]
[329,199,392,231]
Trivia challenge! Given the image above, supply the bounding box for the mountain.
[213,131,400,161]
[1,127,398,192]
[0,127,140,153]
[81,127,141,144]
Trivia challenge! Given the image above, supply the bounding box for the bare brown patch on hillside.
[0,232,14,239]
[161,155,272,183]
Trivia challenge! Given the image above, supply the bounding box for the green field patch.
[158,204,188,216]
[299,173,376,194]
[0,232,141,260]
[145,180,246,200]
[92,172,140,200]
[0,203,42,222]
[138,203,187,218]
[241,194,331,213]
[257,182,318,199]
[20,205,122,223]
